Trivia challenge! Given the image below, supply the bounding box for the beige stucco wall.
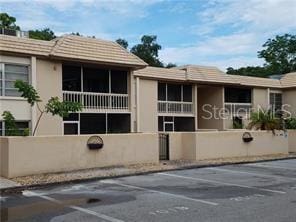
[195,131,288,160]
[197,86,224,130]
[1,133,158,178]
[138,78,158,132]
[0,137,9,177]
[288,130,296,153]
[35,59,63,135]
[252,88,269,110]
[283,89,296,117]
[168,131,289,161]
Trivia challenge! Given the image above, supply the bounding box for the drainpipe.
[31,56,37,136]
[136,77,140,132]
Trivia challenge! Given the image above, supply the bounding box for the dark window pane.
[62,65,81,91]
[164,123,174,132]
[83,68,109,93]
[174,117,195,132]
[225,87,251,103]
[183,85,192,102]
[158,83,166,100]
[63,113,79,121]
[164,116,173,122]
[167,84,181,101]
[111,70,127,94]
[15,122,29,129]
[0,122,2,136]
[158,116,164,131]
[80,113,106,134]
[107,114,130,133]
[64,123,78,135]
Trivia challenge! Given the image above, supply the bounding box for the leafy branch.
[14,80,82,136]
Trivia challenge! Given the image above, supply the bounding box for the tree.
[166,63,177,68]
[258,34,296,74]
[0,12,20,30]
[29,28,56,41]
[226,66,272,78]
[131,35,164,67]
[14,80,82,136]
[227,34,296,77]
[116,38,128,49]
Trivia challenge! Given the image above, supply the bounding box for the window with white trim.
[0,121,30,136]
[0,63,29,97]
[270,92,282,113]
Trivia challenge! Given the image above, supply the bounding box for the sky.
[1,0,296,70]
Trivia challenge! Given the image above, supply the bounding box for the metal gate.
[159,133,169,160]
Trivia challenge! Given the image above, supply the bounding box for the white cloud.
[160,0,296,70]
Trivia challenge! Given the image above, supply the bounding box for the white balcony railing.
[224,103,252,114]
[63,91,129,112]
[158,101,193,114]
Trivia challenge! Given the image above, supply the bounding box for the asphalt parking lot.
[1,159,296,222]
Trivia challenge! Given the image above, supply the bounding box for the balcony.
[63,91,129,113]
[0,28,29,38]
[158,101,193,115]
[224,103,252,114]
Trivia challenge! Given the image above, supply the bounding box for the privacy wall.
[0,133,158,178]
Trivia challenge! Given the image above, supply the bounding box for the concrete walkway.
[0,177,20,189]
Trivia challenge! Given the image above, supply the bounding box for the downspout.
[136,77,140,132]
[31,56,37,136]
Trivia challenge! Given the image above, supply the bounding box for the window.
[64,113,131,135]
[158,83,166,100]
[158,83,192,102]
[63,113,79,135]
[62,65,129,95]
[83,68,109,93]
[62,65,81,91]
[111,70,128,94]
[1,63,29,97]
[270,92,282,114]
[225,87,252,103]
[183,85,192,102]
[0,121,29,136]
[158,116,195,132]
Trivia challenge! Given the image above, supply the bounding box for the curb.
[1,156,296,194]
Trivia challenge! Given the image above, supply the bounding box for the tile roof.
[134,66,186,81]
[0,34,55,56]
[0,34,147,68]
[233,75,282,88]
[50,35,147,67]
[280,72,296,88]
[179,65,238,84]
[135,65,287,88]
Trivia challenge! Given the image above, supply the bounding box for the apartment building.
[1,34,296,135]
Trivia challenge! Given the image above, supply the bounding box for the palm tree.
[247,109,282,133]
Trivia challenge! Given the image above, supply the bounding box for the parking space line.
[22,190,125,222]
[101,180,218,206]
[207,167,295,181]
[248,163,296,171]
[158,173,286,194]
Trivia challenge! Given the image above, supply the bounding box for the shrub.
[285,117,296,129]
[247,109,282,133]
